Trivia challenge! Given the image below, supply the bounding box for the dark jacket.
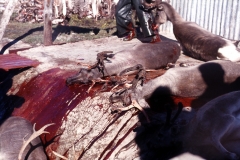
[115,0,154,37]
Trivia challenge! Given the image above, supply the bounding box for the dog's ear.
[157,4,164,11]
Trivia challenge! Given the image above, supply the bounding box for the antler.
[52,151,68,160]
[18,123,55,160]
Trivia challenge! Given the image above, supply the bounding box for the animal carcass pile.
[1,2,240,160]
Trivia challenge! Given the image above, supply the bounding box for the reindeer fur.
[66,41,181,85]
[129,60,240,111]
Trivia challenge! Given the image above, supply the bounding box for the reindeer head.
[155,6,168,25]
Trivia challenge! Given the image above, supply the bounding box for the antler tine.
[132,100,150,123]
[35,123,55,134]
[52,151,68,160]
[18,123,55,160]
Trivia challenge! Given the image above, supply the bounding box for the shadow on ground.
[0,68,28,125]
[0,25,117,54]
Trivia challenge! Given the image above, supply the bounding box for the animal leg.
[130,67,146,90]
[145,69,158,72]
[52,151,68,160]
[119,64,144,76]
[109,84,120,92]
[102,76,130,92]
[87,78,109,93]
[87,80,96,93]
[109,82,132,92]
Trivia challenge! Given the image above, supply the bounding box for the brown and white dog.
[144,1,240,62]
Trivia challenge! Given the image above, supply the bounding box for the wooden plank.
[43,0,53,46]
[0,54,40,71]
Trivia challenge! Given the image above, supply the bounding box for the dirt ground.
[1,14,176,52]
[2,16,116,47]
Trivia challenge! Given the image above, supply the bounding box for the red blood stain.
[172,96,197,108]
[12,68,94,156]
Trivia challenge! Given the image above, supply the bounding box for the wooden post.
[44,0,53,46]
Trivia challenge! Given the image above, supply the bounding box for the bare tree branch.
[0,0,18,40]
